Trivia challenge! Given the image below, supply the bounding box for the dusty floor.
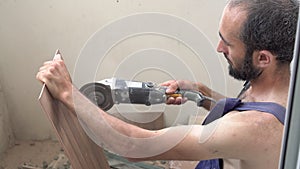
[0,140,198,169]
[0,140,62,169]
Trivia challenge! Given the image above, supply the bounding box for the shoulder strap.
[202,98,241,125]
[202,98,286,125]
[235,102,286,124]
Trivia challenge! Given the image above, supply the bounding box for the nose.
[217,40,228,54]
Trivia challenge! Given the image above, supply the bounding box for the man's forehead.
[222,5,247,26]
[219,5,247,38]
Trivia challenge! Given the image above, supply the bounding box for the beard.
[227,49,262,81]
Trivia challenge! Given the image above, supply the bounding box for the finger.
[166,82,179,94]
[36,71,47,84]
[39,64,50,72]
[43,61,53,66]
[166,97,175,104]
[175,97,183,104]
[159,80,174,86]
[36,71,40,81]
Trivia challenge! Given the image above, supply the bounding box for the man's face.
[217,5,262,81]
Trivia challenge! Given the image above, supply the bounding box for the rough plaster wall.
[0,0,243,140]
[0,81,13,155]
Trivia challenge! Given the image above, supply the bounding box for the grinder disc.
[79,82,114,111]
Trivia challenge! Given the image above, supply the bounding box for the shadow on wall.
[0,82,14,156]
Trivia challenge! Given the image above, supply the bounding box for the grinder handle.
[166,93,182,98]
[166,89,216,107]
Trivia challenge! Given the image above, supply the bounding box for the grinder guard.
[79,82,114,111]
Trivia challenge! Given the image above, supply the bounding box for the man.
[36,0,299,168]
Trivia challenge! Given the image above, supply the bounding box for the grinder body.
[79,78,213,111]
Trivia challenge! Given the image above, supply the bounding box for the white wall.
[0,0,243,143]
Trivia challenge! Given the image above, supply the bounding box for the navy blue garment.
[195,98,286,169]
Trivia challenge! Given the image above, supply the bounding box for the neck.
[243,65,291,106]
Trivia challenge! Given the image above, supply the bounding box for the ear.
[255,50,273,68]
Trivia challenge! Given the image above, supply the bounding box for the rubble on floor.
[17,151,166,169]
[0,140,168,169]
[17,153,70,169]
[1,140,198,169]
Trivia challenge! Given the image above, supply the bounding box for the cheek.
[227,52,244,68]
[229,47,246,61]
[225,49,236,63]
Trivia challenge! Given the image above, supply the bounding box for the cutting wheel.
[79,82,114,111]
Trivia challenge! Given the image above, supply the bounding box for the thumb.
[53,49,63,61]
[166,83,178,94]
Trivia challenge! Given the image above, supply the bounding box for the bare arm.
[75,96,283,163]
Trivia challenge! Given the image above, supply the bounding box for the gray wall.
[0,0,243,154]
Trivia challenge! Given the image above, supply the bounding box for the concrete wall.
[0,0,243,146]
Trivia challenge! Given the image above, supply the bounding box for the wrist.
[59,85,76,112]
[195,82,210,97]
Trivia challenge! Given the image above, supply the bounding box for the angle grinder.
[79,78,215,111]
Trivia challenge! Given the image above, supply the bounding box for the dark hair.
[228,0,299,64]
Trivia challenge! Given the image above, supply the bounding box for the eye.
[223,40,231,47]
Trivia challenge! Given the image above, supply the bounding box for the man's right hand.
[160,80,198,105]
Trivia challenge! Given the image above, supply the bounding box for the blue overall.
[195,98,286,169]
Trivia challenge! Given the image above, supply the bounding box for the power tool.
[79,78,216,111]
